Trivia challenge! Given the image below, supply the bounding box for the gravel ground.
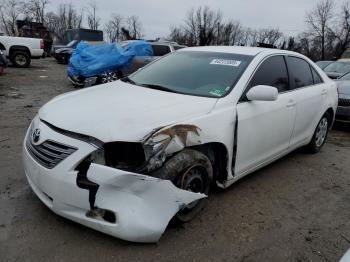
[0,58,349,262]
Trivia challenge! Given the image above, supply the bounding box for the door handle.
[321,89,327,95]
[286,99,296,108]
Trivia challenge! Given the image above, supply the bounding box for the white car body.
[23,46,338,243]
[0,35,44,58]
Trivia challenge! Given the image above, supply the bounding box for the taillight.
[40,40,44,49]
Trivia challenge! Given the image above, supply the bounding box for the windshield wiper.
[139,83,178,93]
[121,76,136,85]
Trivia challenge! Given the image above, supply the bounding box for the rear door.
[235,55,297,175]
[286,56,325,147]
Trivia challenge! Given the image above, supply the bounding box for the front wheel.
[307,112,330,153]
[152,149,213,222]
[11,51,30,68]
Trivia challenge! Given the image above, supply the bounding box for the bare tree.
[0,0,23,35]
[22,0,49,23]
[87,1,100,30]
[329,2,350,58]
[125,15,143,39]
[45,4,83,42]
[185,6,223,46]
[256,28,284,46]
[104,14,123,42]
[306,0,335,59]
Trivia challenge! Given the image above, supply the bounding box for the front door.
[235,55,297,176]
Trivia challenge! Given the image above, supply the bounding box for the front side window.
[249,56,289,93]
[288,57,314,88]
[127,51,253,98]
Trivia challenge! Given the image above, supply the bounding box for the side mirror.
[246,85,278,101]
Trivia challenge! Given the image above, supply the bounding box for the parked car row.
[315,59,350,123]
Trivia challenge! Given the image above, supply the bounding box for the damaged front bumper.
[23,121,205,243]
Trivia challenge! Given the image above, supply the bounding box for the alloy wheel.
[315,117,328,147]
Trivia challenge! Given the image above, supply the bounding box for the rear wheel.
[152,149,213,222]
[11,51,30,68]
[307,112,330,153]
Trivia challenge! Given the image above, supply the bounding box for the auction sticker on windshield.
[210,59,241,67]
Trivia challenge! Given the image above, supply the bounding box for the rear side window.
[152,45,171,56]
[311,67,323,84]
[249,56,289,93]
[288,57,314,88]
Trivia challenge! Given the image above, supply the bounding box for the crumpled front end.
[23,118,205,243]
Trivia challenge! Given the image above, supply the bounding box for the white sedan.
[23,46,338,243]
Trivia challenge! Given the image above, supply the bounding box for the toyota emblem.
[31,128,41,143]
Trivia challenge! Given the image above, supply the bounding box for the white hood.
[39,81,217,142]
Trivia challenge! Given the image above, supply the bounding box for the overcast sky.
[53,0,320,38]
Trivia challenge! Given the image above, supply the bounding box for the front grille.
[339,98,350,107]
[26,139,77,169]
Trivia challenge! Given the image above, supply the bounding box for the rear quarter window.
[287,57,314,88]
[311,67,323,85]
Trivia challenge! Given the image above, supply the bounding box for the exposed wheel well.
[0,43,5,50]
[9,46,30,58]
[189,142,228,184]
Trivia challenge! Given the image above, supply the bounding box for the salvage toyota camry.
[23,46,338,243]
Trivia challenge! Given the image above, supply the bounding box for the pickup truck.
[0,36,44,67]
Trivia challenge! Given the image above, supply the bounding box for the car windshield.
[340,72,350,80]
[127,51,253,98]
[316,61,332,69]
[324,61,350,74]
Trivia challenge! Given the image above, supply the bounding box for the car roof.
[178,46,302,57]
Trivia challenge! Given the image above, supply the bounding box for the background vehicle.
[323,61,350,79]
[335,72,350,123]
[0,36,44,67]
[24,46,338,243]
[340,49,350,61]
[51,40,79,58]
[51,29,103,57]
[0,49,6,74]
[64,29,103,44]
[316,60,334,69]
[121,40,186,75]
[55,41,105,64]
[16,19,53,56]
[69,40,186,87]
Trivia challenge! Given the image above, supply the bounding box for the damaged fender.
[143,124,202,171]
[87,163,206,243]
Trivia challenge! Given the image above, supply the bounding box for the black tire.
[307,112,331,153]
[63,55,70,65]
[11,51,30,68]
[152,149,213,222]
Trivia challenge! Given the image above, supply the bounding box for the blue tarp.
[67,41,153,78]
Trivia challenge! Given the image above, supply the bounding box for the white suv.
[23,46,338,243]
